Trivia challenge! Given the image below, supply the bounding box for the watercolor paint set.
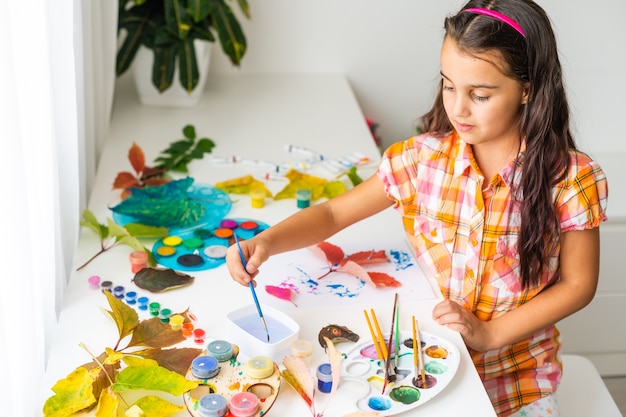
[341,330,460,416]
[151,218,269,272]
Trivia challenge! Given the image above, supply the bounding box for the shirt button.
[467,269,475,279]
[471,238,478,246]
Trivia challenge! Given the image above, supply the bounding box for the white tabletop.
[40,74,496,417]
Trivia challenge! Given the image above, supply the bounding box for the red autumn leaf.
[315,241,345,265]
[265,285,297,307]
[128,142,146,175]
[142,165,167,179]
[113,172,141,190]
[344,250,388,266]
[368,272,401,287]
[143,177,171,187]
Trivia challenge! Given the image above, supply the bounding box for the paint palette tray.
[112,183,232,235]
[183,349,281,417]
[341,330,460,416]
[151,218,269,272]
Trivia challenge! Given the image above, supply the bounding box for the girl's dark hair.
[420,0,576,289]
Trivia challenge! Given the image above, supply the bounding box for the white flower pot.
[133,41,212,107]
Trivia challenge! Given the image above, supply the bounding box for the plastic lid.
[191,356,220,379]
[229,392,259,417]
[291,339,313,357]
[198,393,228,417]
[245,356,274,379]
[207,340,233,362]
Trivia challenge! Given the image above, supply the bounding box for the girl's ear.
[521,82,530,104]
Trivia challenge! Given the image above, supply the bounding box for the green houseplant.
[116,0,250,94]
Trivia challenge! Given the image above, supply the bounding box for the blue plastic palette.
[152,218,270,272]
[112,183,232,235]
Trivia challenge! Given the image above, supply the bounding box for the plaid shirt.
[377,132,608,416]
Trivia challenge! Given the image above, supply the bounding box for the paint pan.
[226,304,299,363]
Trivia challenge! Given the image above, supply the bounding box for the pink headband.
[463,7,526,38]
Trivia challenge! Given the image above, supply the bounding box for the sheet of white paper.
[254,239,439,309]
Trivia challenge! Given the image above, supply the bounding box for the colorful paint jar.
[149,302,161,316]
[182,322,195,337]
[100,280,113,292]
[198,393,228,417]
[207,340,234,362]
[129,250,148,273]
[191,355,220,380]
[228,392,259,417]
[296,189,312,209]
[250,188,266,208]
[87,275,100,289]
[169,314,184,331]
[317,363,333,393]
[137,296,149,310]
[113,285,125,299]
[245,356,275,379]
[159,308,172,323]
[125,291,137,305]
[193,328,206,344]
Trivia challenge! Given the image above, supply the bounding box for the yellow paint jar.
[250,188,266,208]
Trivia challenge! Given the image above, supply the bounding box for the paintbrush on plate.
[233,233,270,342]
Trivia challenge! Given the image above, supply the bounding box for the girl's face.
[440,37,528,149]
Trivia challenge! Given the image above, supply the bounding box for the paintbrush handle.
[249,281,264,318]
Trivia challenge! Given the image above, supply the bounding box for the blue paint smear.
[368,396,392,411]
[390,249,414,271]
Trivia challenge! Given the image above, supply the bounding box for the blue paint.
[368,396,392,411]
[390,249,414,270]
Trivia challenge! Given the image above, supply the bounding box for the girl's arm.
[433,227,600,352]
[225,174,394,286]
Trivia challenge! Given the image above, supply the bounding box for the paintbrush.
[383,293,398,392]
[233,233,270,342]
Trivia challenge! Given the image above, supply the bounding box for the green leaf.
[210,1,247,65]
[182,124,196,139]
[152,46,177,92]
[236,0,251,19]
[194,137,215,152]
[112,365,198,395]
[80,210,108,239]
[122,223,169,239]
[164,0,192,40]
[179,37,199,92]
[103,290,139,345]
[186,0,212,23]
[43,367,97,417]
[132,395,186,417]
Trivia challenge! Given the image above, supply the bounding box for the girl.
[226,1,608,415]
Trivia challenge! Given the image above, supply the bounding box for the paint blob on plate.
[341,330,460,416]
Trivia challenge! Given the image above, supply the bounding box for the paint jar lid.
[245,356,274,379]
[317,363,333,382]
[198,393,228,417]
[177,254,204,266]
[207,340,234,362]
[191,355,220,380]
[291,339,313,358]
[229,392,259,417]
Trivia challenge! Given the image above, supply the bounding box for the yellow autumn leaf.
[125,405,145,417]
[95,387,122,417]
[132,396,185,417]
[122,355,159,368]
[104,347,125,365]
[42,367,98,417]
[214,174,272,196]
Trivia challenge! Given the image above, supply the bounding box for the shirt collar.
[452,132,525,189]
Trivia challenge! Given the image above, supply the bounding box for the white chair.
[556,354,623,416]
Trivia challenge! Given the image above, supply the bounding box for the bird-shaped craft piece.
[318,324,360,349]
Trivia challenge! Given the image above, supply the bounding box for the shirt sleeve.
[556,153,608,232]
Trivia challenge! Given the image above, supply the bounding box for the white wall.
[210,0,626,155]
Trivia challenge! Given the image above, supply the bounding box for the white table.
[39,74,496,416]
